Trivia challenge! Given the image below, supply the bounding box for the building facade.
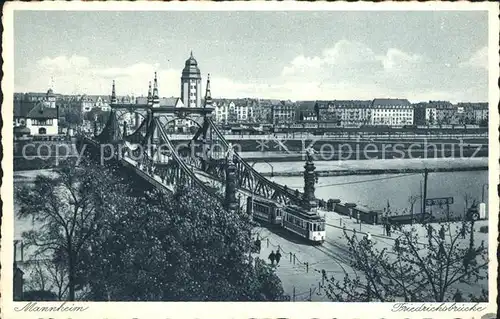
[316,100,372,126]
[272,100,296,124]
[181,52,202,108]
[14,100,59,135]
[370,99,413,126]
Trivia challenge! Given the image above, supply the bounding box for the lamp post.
[252,161,274,178]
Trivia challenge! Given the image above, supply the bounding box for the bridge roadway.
[118,152,273,209]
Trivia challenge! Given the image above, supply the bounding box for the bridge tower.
[152,72,160,107]
[224,146,238,212]
[204,73,213,108]
[303,150,318,210]
[111,80,117,105]
[147,81,153,107]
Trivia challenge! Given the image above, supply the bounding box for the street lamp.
[251,161,274,178]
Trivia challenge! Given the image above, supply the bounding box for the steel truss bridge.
[80,103,305,210]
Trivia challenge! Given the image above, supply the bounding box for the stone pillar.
[13,264,24,301]
[225,157,238,212]
[135,112,140,129]
[302,157,317,210]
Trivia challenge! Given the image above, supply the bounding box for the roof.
[296,100,318,111]
[14,100,37,117]
[14,100,57,119]
[372,98,411,106]
[160,97,181,107]
[457,102,488,109]
[182,52,201,78]
[259,99,282,106]
[27,103,58,119]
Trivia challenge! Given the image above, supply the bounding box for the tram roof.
[251,196,284,207]
[285,205,324,220]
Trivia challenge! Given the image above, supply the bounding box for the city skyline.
[15,11,488,103]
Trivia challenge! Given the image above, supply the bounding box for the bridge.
[78,77,316,215]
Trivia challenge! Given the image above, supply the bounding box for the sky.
[14,10,489,102]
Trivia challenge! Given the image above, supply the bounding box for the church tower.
[181,51,202,108]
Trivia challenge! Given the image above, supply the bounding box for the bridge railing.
[207,118,303,203]
[154,118,225,203]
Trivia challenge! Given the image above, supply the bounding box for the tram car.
[247,197,326,244]
[282,205,326,244]
[247,197,284,225]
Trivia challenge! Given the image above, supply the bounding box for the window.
[38,127,47,135]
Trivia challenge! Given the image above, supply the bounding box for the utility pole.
[421,168,429,222]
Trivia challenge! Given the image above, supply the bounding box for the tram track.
[312,243,352,275]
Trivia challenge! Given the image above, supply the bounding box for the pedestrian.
[460,224,466,239]
[439,225,445,240]
[268,250,276,266]
[366,232,372,243]
[255,238,261,253]
[427,224,434,238]
[385,223,391,237]
[275,250,282,265]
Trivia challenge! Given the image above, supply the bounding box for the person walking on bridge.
[268,250,276,266]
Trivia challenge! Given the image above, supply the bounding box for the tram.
[247,197,284,225]
[282,205,326,244]
[247,197,326,244]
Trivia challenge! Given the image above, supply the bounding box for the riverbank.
[250,157,488,176]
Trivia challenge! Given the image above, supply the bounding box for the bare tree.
[16,160,131,300]
[24,259,69,300]
[325,220,488,302]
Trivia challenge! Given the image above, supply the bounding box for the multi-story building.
[271,100,296,124]
[371,99,413,126]
[213,98,257,123]
[233,99,256,122]
[458,102,488,125]
[296,101,318,122]
[317,100,371,126]
[412,102,436,126]
[427,100,456,125]
[213,99,230,124]
[181,52,202,108]
[256,99,279,123]
[14,100,59,135]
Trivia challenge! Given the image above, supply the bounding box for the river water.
[14,163,488,238]
[272,169,488,218]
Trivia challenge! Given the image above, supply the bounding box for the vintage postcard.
[1,1,498,319]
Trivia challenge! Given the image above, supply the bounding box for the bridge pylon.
[224,149,238,212]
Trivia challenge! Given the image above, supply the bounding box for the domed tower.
[181,51,202,108]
